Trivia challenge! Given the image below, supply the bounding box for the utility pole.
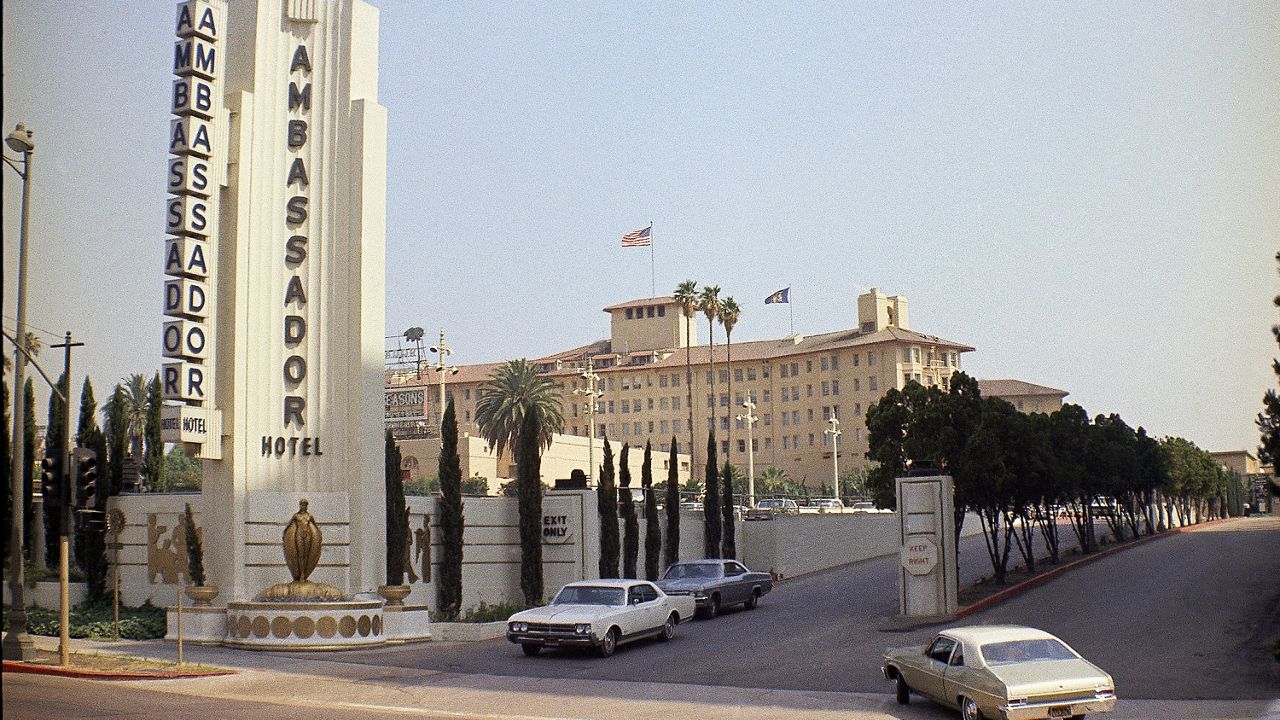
[573,358,604,485]
[50,332,82,667]
[736,398,758,507]
[824,417,842,501]
[429,329,457,436]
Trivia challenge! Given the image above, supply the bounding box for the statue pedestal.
[224,599,386,650]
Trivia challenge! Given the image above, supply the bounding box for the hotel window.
[608,378,615,391]
[764,438,772,450]
[648,398,654,410]
[808,433,815,447]
[721,441,729,455]
[781,364,789,379]
[658,306,666,317]
[572,425,578,435]
[660,374,668,388]
[608,401,615,414]
[853,353,860,367]
[762,389,771,402]
[762,366,770,379]
[807,384,814,398]
[622,377,630,390]
[869,377,878,391]
[831,355,839,371]
[823,432,830,447]
[672,373,681,387]
[720,417,728,430]
[623,424,631,436]
[854,403,861,416]
[832,380,840,395]
[633,399,641,412]
[853,379,861,391]
[720,369,729,383]
[780,387,789,402]
[647,374,653,387]
[763,413,772,426]
[673,396,681,410]
[735,417,745,430]
[791,410,799,424]
[783,414,790,427]
[622,401,629,414]
[708,418,715,431]
[747,368,756,381]
[600,423,607,436]
[868,352,876,366]
[737,439,746,453]
[660,397,669,410]
[792,385,799,399]
[626,308,634,319]
[464,410,471,422]
[822,381,830,397]
[707,394,714,408]
[464,388,471,399]
[823,406,831,421]
[647,306,655,318]
[790,362,799,375]
[706,371,713,384]
[806,360,813,373]
[609,423,617,436]
[660,420,669,433]
[572,405,579,418]
[807,409,815,422]
[783,437,790,450]
[634,422,641,435]
[833,404,841,419]
[734,368,744,382]
[720,393,729,408]
[736,392,745,405]
[793,434,800,449]
[821,357,829,371]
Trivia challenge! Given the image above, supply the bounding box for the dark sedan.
[655,559,772,618]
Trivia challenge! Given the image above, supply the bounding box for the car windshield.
[757,500,783,508]
[553,586,625,606]
[982,639,1078,665]
[661,563,720,579]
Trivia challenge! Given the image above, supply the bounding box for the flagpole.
[789,288,794,336]
[649,222,655,297]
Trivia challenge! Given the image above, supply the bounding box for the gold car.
[882,625,1116,720]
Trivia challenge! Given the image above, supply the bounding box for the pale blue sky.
[3,1,1277,455]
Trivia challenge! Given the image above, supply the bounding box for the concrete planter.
[430,621,506,642]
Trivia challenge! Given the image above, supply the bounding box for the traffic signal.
[41,454,64,511]
[75,448,99,509]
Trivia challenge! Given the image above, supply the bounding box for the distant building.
[388,288,980,489]
[977,379,1069,414]
[1208,449,1261,477]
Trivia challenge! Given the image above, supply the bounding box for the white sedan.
[506,579,697,657]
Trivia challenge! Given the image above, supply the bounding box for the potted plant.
[182,503,219,606]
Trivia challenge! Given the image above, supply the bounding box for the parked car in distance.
[506,580,696,658]
[756,498,800,513]
[804,498,845,512]
[850,501,890,513]
[882,625,1116,720]
[655,559,772,618]
[678,501,704,511]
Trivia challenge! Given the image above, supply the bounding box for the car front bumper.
[506,631,597,648]
[998,696,1117,720]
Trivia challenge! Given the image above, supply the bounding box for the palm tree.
[698,285,721,455]
[3,331,42,374]
[673,281,699,470]
[474,359,564,469]
[121,374,151,478]
[719,296,740,461]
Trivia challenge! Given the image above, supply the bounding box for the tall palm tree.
[673,280,699,470]
[719,296,740,461]
[474,359,564,471]
[3,331,42,374]
[698,285,721,454]
[121,374,151,475]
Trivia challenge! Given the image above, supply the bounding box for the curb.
[955,517,1235,618]
[2,659,237,681]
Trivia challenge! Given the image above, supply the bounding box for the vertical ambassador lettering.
[282,43,312,432]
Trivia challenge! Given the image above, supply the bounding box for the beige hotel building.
[386,288,1078,490]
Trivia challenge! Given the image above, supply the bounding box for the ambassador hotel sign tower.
[161,0,387,601]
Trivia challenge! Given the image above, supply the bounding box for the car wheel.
[960,695,983,720]
[705,595,720,618]
[521,643,540,657]
[895,674,910,705]
[658,614,676,641]
[744,589,760,609]
[597,628,618,658]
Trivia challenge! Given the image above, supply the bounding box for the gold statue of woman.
[283,499,323,583]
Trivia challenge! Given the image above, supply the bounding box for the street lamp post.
[573,359,604,485]
[824,417,842,500]
[735,398,758,507]
[429,328,457,434]
[3,123,36,661]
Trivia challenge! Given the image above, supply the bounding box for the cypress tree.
[642,441,660,580]
[663,436,680,568]
[103,384,128,496]
[437,400,464,616]
[75,377,109,598]
[703,429,721,559]
[44,372,68,566]
[597,437,619,577]
[385,430,406,584]
[721,461,736,559]
[516,410,544,604]
[143,374,165,491]
[619,444,638,578]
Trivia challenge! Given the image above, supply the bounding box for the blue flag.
[765,287,790,304]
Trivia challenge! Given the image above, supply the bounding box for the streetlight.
[3,123,36,661]
[573,359,604,486]
[824,417,842,500]
[735,398,758,507]
[429,328,458,433]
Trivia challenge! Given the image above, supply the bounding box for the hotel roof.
[977,379,1068,398]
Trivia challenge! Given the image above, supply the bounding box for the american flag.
[621,226,652,247]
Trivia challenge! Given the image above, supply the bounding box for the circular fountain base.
[224,599,385,650]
